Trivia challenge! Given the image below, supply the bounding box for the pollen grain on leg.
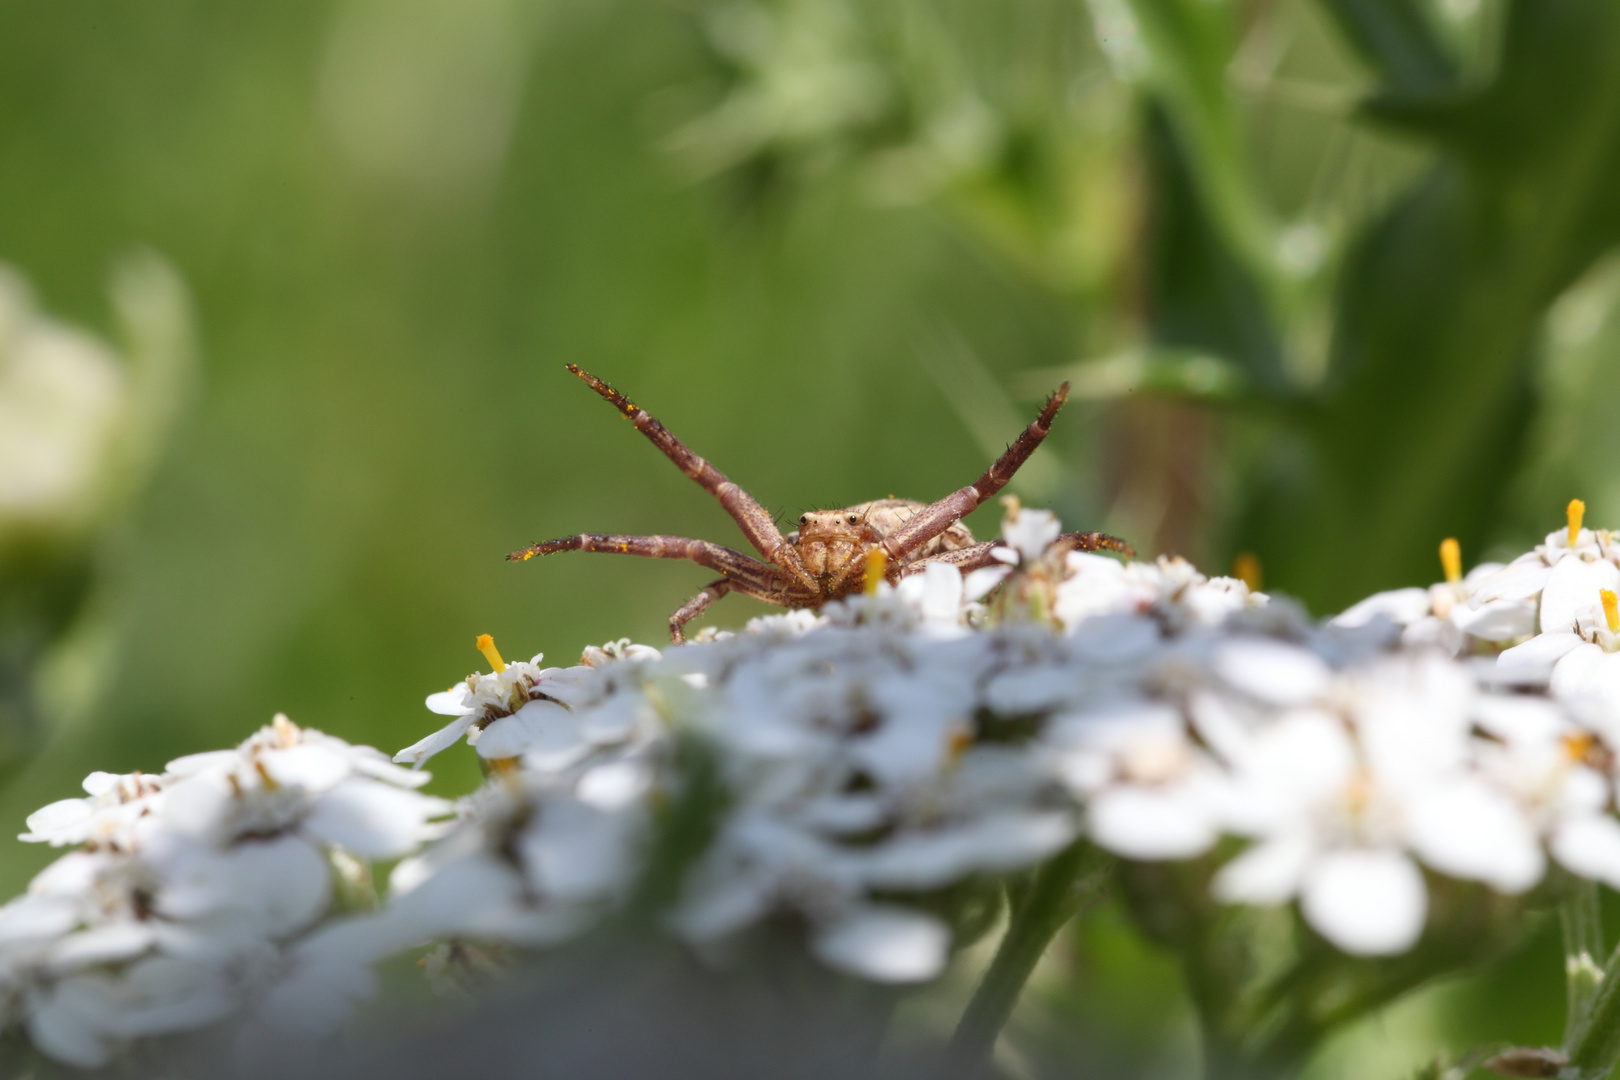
[1569,498,1587,545]
[476,634,507,674]
[1439,538,1461,585]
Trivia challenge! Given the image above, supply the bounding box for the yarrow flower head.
[11,500,1620,1071]
[0,714,449,1068]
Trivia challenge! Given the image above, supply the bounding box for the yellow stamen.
[1439,538,1461,584]
[489,755,521,775]
[1564,731,1597,765]
[1603,589,1619,634]
[863,548,888,595]
[1232,552,1262,591]
[1570,499,1587,545]
[476,633,507,674]
[999,493,1022,521]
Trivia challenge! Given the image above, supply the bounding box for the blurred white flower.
[0,713,448,1067]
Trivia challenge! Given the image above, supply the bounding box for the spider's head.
[792,509,879,588]
[794,509,874,543]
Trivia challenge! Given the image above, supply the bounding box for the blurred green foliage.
[1,0,1618,1075]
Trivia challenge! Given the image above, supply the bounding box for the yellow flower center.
[476,633,507,674]
[1232,552,1262,591]
[1439,537,1461,585]
[1569,498,1587,545]
[863,548,888,595]
[1602,589,1619,634]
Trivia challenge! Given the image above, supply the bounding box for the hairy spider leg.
[506,533,789,593]
[668,579,731,643]
[1054,531,1135,558]
[565,365,818,593]
[879,382,1071,563]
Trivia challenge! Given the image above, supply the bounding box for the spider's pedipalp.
[565,365,817,592]
[879,382,1071,563]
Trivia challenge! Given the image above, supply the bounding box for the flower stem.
[1564,915,1620,1080]
[1563,879,1605,1049]
[951,841,1107,1063]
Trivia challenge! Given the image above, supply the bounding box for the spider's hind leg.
[669,579,732,644]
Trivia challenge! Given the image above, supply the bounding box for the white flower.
[1054,553,1263,634]
[0,713,450,1067]
[20,771,164,849]
[1001,505,1062,564]
[396,636,659,767]
[1212,655,1544,955]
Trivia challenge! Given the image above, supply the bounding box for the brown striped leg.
[897,541,1005,575]
[506,533,789,595]
[880,383,1070,562]
[669,579,732,643]
[566,366,817,592]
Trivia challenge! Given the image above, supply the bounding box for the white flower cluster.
[14,504,1620,1069]
[0,715,448,1068]
[375,508,1616,977]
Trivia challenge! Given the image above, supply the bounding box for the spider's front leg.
[880,382,1072,562]
[565,365,818,593]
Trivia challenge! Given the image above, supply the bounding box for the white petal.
[392,713,476,767]
[1453,598,1538,641]
[27,980,117,1068]
[1002,509,1062,563]
[425,687,473,716]
[1213,640,1330,707]
[1552,815,1620,889]
[912,561,962,624]
[477,699,586,764]
[46,924,156,973]
[153,835,330,938]
[1089,785,1218,860]
[304,780,451,859]
[259,745,350,793]
[811,906,949,983]
[80,772,120,796]
[1496,632,1585,685]
[21,799,96,846]
[1470,562,1551,605]
[1551,647,1620,709]
[1212,834,1311,905]
[1540,557,1620,633]
[1300,849,1427,955]
[1332,588,1430,629]
[855,812,1076,888]
[963,565,1012,603]
[576,762,652,811]
[1404,780,1543,893]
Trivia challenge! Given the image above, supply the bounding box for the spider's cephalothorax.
[510,365,1133,642]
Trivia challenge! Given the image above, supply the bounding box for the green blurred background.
[3,0,1619,1075]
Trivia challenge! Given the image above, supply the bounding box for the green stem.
[951,842,1106,1062]
[1564,880,1606,1049]
[1566,930,1620,1080]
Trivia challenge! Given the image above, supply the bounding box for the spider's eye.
[847,515,858,525]
[798,515,807,527]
